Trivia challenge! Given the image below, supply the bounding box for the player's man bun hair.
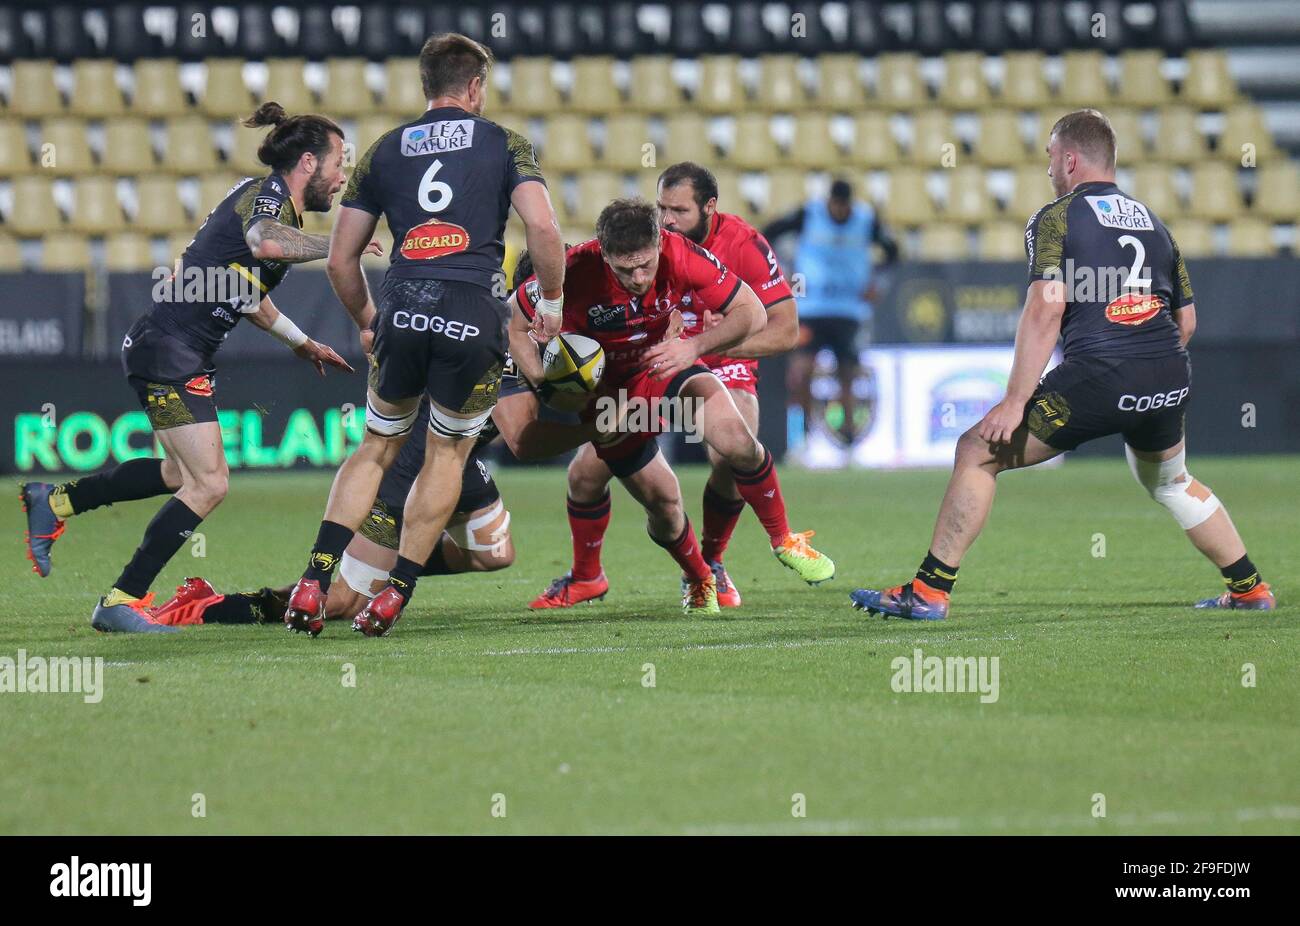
[1051,109,1117,171]
[596,198,659,257]
[658,161,719,211]
[243,102,344,174]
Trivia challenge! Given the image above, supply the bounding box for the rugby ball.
[542,332,605,394]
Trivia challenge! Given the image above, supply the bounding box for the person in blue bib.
[763,179,897,446]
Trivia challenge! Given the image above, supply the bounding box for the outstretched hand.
[294,339,355,376]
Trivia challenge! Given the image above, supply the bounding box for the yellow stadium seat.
[1226,218,1275,257]
[1117,50,1171,107]
[264,59,315,114]
[40,232,92,271]
[627,56,683,112]
[70,61,126,117]
[711,168,749,220]
[919,223,970,260]
[9,61,63,117]
[1011,165,1054,218]
[663,112,715,166]
[0,234,22,270]
[353,115,398,154]
[541,114,594,172]
[203,59,254,118]
[1182,50,1237,108]
[852,111,901,167]
[975,109,1027,167]
[571,171,627,228]
[1130,163,1182,219]
[508,58,562,114]
[728,113,778,170]
[197,174,247,216]
[132,59,189,117]
[1169,220,1214,258]
[755,55,805,111]
[787,112,842,168]
[944,165,993,223]
[940,52,989,109]
[324,58,374,117]
[100,117,157,175]
[569,57,621,113]
[133,175,190,233]
[816,54,867,110]
[636,168,663,205]
[105,232,156,271]
[0,120,32,174]
[301,207,335,236]
[382,58,427,116]
[884,167,935,226]
[763,168,810,220]
[228,123,271,174]
[485,111,525,137]
[695,55,745,113]
[1187,162,1243,222]
[7,175,61,235]
[1106,108,1146,161]
[1252,162,1300,221]
[162,115,218,174]
[37,119,94,176]
[602,113,651,171]
[71,176,125,234]
[909,110,955,167]
[875,53,926,110]
[1057,51,1111,107]
[1219,105,1277,165]
[999,52,1049,108]
[1152,106,1207,164]
[979,221,1028,260]
[167,230,197,262]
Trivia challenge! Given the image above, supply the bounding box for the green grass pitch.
[2,457,1296,835]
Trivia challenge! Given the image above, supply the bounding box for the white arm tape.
[269,312,309,349]
[536,295,563,318]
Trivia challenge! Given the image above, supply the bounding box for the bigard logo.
[400,221,470,260]
[1105,292,1165,326]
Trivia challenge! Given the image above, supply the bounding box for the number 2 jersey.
[343,106,545,294]
[1025,179,1191,361]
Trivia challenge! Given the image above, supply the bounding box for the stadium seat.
[7,175,61,235]
[509,58,562,114]
[909,110,954,167]
[540,114,595,172]
[100,117,157,175]
[884,167,935,226]
[105,232,156,271]
[162,116,219,174]
[1182,50,1237,108]
[978,221,1028,260]
[695,55,745,113]
[999,52,1050,108]
[663,112,716,166]
[1117,50,1171,107]
[1219,106,1277,165]
[1130,163,1182,219]
[70,61,126,117]
[0,233,22,270]
[354,115,398,153]
[263,59,316,114]
[763,168,811,220]
[361,224,394,271]
[301,207,335,236]
[627,57,683,112]
[755,55,805,111]
[571,172,627,228]
[816,54,867,110]
[0,120,32,173]
[197,174,247,216]
[852,111,901,168]
[70,177,125,234]
[37,119,94,176]
[1169,219,1214,258]
[8,61,63,117]
[202,59,254,118]
[786,112,842,168]
[167,230,197,263]
[918,223,970,260]
[944,165,994,223]
[939,52,990,109]
[229,123,271,174]
[382,58,428,116]
[1057,51,1111,107]
[1252,162,1300,221]
[40,232,92,271]
[728,113,778,170]
[324,58,374,117]
[709,168,745,218]
[1152,106,1206,164]
[1187,162,1243,222]
[569,57,621,113]
[1011,165,1054,218]
[131,60,189,117]
[975,109,1027,167]
[133,175,190,233]
[601,113,652,171]
[875,53,927,110]
[1106,109,1146,160]
[1226,218,1275,257]
[486,111,526,136]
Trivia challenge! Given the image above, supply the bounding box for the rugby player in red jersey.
[530,163,829,609]
[510,198,833,613]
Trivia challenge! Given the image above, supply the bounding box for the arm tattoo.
[249,221,331,263]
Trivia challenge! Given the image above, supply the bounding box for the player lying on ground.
[512,197,834,614]
[530,161,820,610]
[849,109,1274,621]
[21,102,364,633]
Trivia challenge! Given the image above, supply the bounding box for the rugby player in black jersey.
[20,103,368,633]
[851,109,1274,619]
[285,33,566,637]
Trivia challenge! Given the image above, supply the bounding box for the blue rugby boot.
[850,580,950,621]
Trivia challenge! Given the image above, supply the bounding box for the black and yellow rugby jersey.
[342,107,545,294]
[1025,180,1191,360]
[150,174,301,356]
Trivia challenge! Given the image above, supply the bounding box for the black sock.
[60,458,171,515]
[113,497,204,598]
[916,550,959,594]
[1220,554,1262,595]
[421,538,455,576]
[201,592,274,624]
[303,520,354,592]
[388,556,422,605]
